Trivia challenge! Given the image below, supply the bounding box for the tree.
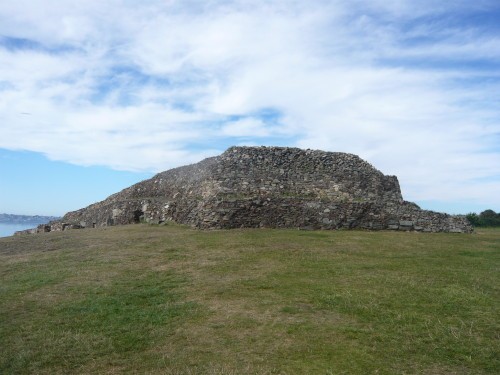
[467,209,500,227]
[479,209,500,227]
[466,212,480,226]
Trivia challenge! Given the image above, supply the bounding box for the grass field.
[1,225,499,374]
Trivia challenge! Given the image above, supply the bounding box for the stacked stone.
[31,146,471,234]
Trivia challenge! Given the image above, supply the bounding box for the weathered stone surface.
[26,146,472,234]
[399,220,414,227]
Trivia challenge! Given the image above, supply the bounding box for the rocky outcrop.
[24,146,473,234]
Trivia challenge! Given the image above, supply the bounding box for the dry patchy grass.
[1,225,499,374]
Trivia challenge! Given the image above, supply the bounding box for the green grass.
[1,225,499,374]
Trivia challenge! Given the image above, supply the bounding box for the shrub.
[466,209,500,227]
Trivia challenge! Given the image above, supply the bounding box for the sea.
[0,223,37,238]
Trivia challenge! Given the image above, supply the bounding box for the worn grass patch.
[1,225,499,374]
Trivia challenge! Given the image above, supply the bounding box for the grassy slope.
[0,225,498,374]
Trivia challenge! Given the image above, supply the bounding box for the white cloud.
[0,0,499,210]
[220,118,271,137]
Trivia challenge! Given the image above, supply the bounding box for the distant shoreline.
[0,213,61,225]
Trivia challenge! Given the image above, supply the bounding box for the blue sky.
[1,0,499,216]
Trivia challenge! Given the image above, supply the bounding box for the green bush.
[466,209,500,227]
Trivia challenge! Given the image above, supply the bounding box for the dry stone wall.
[21,146,472,234]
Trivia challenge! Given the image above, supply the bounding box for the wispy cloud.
[0,0,499,210]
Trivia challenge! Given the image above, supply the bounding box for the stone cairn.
[17,146,473,235]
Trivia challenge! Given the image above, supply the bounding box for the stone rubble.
[16,146,473,235]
